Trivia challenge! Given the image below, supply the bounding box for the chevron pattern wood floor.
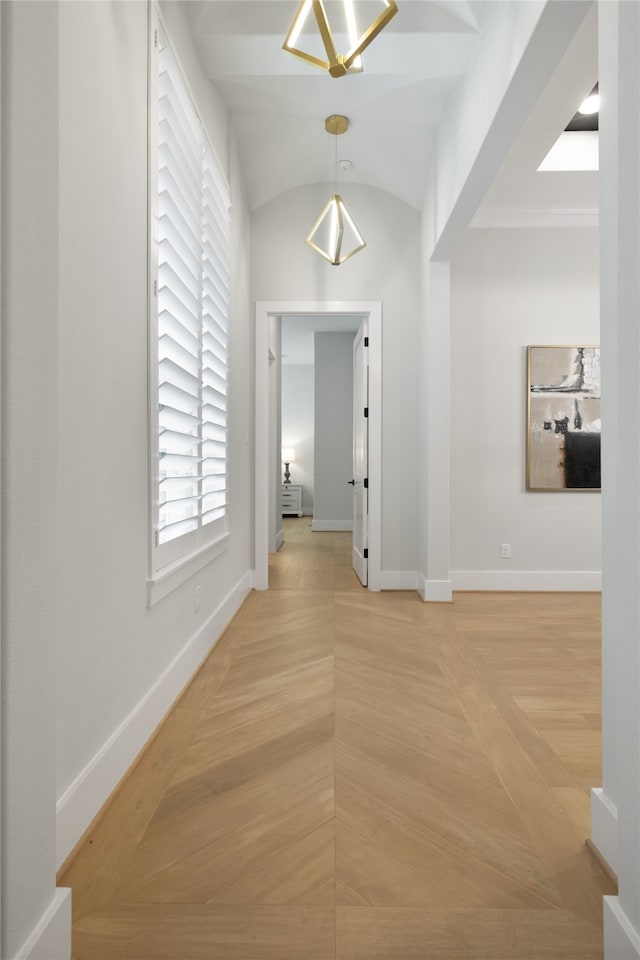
[60,517,614,958]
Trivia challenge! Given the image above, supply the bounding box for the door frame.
[351,318,369,586]
[254,300,382,591]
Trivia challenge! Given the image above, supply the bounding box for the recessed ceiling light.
[578,93,600,115]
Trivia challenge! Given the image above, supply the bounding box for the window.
[151,19,231,573]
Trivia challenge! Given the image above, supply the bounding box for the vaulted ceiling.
[182,1,491,210]
[182,0,598,217]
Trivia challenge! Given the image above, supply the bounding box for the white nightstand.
[281,483,303,516]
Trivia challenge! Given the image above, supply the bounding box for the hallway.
[61,518,614,958]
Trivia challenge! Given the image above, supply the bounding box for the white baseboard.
[56,572,252,868]
[14,889,71,960]
[275,528,285,551]
[311,520,352,532]
[451,570,602,592]
[591,787,618,877]
[419,578,453,602]
[379,570,420,591]
[604,897,640,959]
[302,508,313,516]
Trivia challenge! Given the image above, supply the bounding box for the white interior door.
[352,320,369,585]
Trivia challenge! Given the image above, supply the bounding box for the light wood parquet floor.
[59,517,614,958]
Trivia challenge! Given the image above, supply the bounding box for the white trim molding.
[591,787,618,878]
[147,532,229,607]
[604,898,640,960]
[451,570,602,592]
[56,572,252,867]
[471,205,599,229]
[13,889,71,960]
[420,578,453,603]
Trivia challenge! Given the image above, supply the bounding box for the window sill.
[147,531,230,607]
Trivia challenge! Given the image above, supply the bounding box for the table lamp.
[282,447,296,484]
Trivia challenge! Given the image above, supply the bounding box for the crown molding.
[471,205,599,229]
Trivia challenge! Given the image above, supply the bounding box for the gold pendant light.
[306,115,366,266]
[283,0,398,78]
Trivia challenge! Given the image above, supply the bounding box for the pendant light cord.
[334,124,338,196]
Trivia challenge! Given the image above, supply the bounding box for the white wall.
[252,182,420,577]
[55,0,253,866]
[417,1,594,602]
[313,333,354,531]
[598,4,640,955]
[281,364,314,513]
[1,4,71,956]
[450,226,601,589]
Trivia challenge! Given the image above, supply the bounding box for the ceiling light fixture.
[306,115,366,266]
[283,0,398,78]
[578,83,600,116]
[578,93,600,115]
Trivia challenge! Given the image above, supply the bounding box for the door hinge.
[364,407,368,418]
[364,548,369,559]
[154,28,159,49]
[364,336,369,347]
[364,478,368,489]
[153,279,157,297]
[155,530,159,546]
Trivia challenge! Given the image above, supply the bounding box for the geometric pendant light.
[306,115,366,265]
[283,0,398,78]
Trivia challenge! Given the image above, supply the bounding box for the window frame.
[147,6,230,601]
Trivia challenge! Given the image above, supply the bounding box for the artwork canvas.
[527,345,601,491]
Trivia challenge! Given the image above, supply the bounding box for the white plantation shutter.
[154,25,230,556]
[201,147,230,527]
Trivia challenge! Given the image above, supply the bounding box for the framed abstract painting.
[527,345,601,491]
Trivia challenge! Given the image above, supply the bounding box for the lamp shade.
[282,447,296,463]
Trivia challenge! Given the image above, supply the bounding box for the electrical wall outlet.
[500,543,511,559]
[194,585,201,613]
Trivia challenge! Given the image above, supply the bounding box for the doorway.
[281,315,358,524]
[254,300,382,591]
